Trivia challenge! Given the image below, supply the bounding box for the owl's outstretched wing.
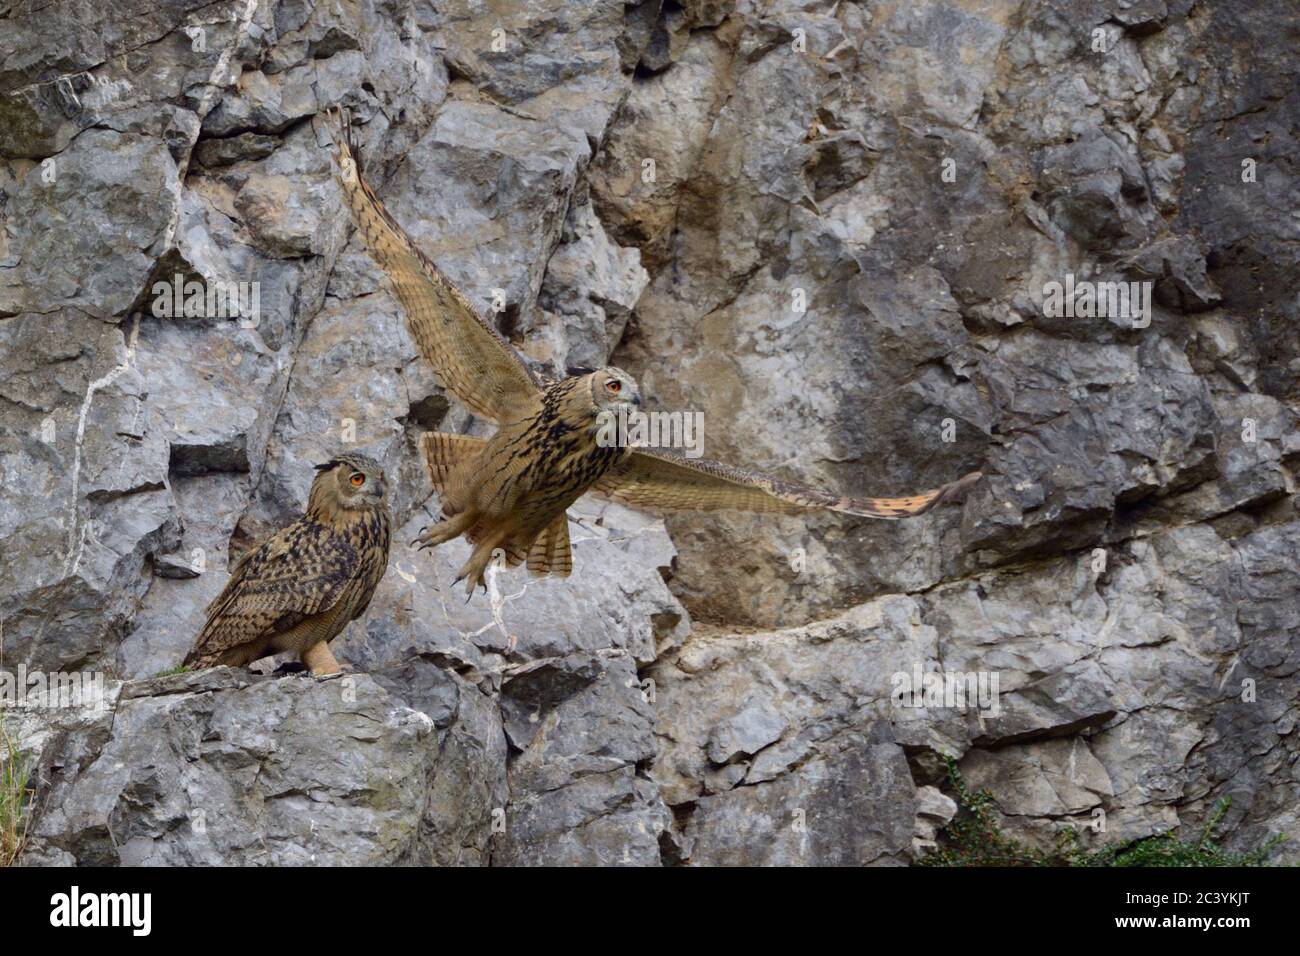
[590,447,981,519]
[184,520,363,664]
[323,108,541,423]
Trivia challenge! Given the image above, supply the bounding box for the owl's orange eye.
[350,473,366,487]
[606,380,622,393]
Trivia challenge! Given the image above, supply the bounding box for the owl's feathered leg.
[301,640,343,677]
[412,510,474,552]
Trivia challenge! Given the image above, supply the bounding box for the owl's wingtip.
[320,104,360,166]
[945,470,983,500]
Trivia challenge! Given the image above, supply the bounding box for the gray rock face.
[2,0,1297,866]
[16,669,504,866]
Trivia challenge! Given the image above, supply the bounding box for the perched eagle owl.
[185,455,392,675]
[324,110,979,597]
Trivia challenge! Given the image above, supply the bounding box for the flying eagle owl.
[323,110,979,597]
[185,455,392,675]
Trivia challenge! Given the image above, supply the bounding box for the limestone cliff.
[1,0,1296,865]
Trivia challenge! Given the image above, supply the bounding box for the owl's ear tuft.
[566,366,596,378]
[314,459,341,473]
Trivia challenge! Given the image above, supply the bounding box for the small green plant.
[919,756,1282,867]
[1078,798,1282,867]
[152,664,193,678]
[0,715,32,867]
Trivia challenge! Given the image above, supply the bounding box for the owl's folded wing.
[185,524,361,663]
[589,447,981,519]
[324,108,541,424]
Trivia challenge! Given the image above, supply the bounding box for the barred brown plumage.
[184,454,392,675]
[323,108,980,598]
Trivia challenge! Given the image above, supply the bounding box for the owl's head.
[308,453,388,516]
[577,366,642,413]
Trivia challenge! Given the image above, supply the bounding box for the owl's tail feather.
[526,516,573,578]
[422,431,487,492]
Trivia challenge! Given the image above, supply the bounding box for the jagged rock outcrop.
[16,668,506,866]
[2,0,1297,865]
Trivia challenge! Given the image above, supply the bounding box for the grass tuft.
[0,715,31,867]
[152,665,193,678]
[919,756,1282,867]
